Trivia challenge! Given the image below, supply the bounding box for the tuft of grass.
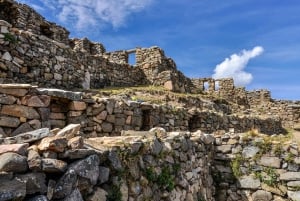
[231,153,244,178]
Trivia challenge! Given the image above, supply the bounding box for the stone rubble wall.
[0,0,70,44]
[0,125,216,201]
[213,131,300,201]
[0,19,148,89]
[0,84,285,139]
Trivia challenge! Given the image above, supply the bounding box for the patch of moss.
[3,33,18,44]
[106,184,122,201]
[231,153,244,178]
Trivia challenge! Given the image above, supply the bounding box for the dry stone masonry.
[1,0,300,201]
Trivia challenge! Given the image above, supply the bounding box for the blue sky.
[17,0,300,100]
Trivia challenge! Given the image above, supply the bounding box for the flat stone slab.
[280,172,300,181]
[2,128,51,144]
[37,88,82,101]
[0,84,37,89]
[238,175,261,189]
[258,156,282,168]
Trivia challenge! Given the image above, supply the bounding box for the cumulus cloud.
[24,0,152,30]
[212,46,264,86]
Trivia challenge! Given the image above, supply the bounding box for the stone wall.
[0,84,285,139]
[0,125,215,201]
[213,131,300,201]
[0,0,69,44]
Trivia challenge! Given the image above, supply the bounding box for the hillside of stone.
[1,0,300,201]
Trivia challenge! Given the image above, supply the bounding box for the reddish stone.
[50,113,66,120]
[1,105,40,119]
[38,136,68,152]
[0,143,29,155]
[69,101,87,111]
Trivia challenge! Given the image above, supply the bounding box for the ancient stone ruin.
[1,0,300,201]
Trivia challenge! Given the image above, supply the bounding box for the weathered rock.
[108,151,123,170]
[53,169,77,199]
[56,124,81,139]
[216,145,232,153]
[200,133,215,144]
[280,172,300,181]
[151,138,163,155]
[23,95,51,107]
[102,122,113,132]
[27,148,42,171]
[87,187,108,201]
[238,175,261,189]
[38,136,68,152]
[242,146,260,158]
[99,166,110,184]
[37,88,82,101]
[11,122,33,136]
[0,88,28,97]
[68,136,84,149]
[288,181,300,188]
[252,190,272,201]
[69,101,87,111]
[0,143,28,155]
[62,188,83,201]
[0,94,16,104]
[58,149,96,159]
[261,183,284,196]
[2,128,51,144]
[69,154,100,185]
[0,116,20,127]
[16,172,47,194]
[42,158,67,173]
[0,178,26,201]
[1,105,40,119]
[26,195,49,201]
[258,156,281,168]
[0,152,28,172]
[288,191,300,201]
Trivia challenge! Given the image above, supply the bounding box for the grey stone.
[0,116,20,128]
[0,152,28,172]
[53,169,77,199]
[151,138,163,155]
[69,154,100,185]
[108,151,123,170]
[242,146,260,158]
[280,172,300,181]
[216,145,232,153]
[0,178,26,201]
[200,133,215,144]
[288,191,300,201]
[2,128,51,144]
[238,175,261,189]
[62,188,83,201]
[288,181,300,187]
[98,166,110,184]
[252,190,272,201]
[58,149,96,159]
[37,88,82,101]
[2,52,12,61]
[87,187,108,201]
[26,195,49,201]
[258,156,281,168]
[16,172,47,194]
[102,122,113,132]
[11,122,33,136]
[0,94,16,104]
[42,158,67,173]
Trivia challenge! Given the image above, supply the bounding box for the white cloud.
[212,46,264,86]
[38,0,152,30]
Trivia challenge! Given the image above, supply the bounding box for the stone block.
[1,105,40,119]
[0,152,28,172]
[0,94,16,104]
[38,136,68,152]
[0,178,26,201]
[0,115,20,127]
[42,158,67,173]
[50,112,66,120]
[69,101,87,111]
[0,143,29,155]
[258,156,281,168]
